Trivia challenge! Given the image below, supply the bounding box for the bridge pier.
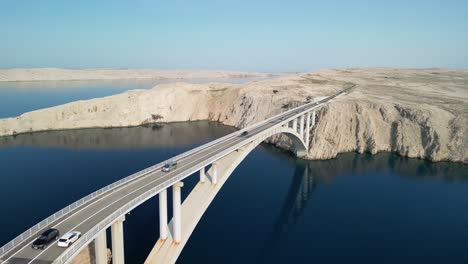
[111,217,126,264]
[94,230,107,264]
[159,189,168,240]
[211,163,218,184]
[2,89,347,264]
[312,111,316,127]
[173,182,184,243]
[299,115,305,138]
[305,112,311,147]
[200,167,206,183]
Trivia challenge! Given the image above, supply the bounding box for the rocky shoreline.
[0,68,466,163]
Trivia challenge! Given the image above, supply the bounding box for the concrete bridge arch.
[145,126,311,263]
[0,86,352,264]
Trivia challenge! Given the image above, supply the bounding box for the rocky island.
[0,68,466,163]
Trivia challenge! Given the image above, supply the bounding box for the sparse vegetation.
[151,114,163,121]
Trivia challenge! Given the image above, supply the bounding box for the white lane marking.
[25,110,307,263]
[26,128,255,264]
[1,127,253,260]
[6,87,340,259]
[7,89,347,263]
[2,132,245,263]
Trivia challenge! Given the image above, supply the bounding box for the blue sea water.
[0,123,466,264]
[0,77,267,118]
[0,81,467,263]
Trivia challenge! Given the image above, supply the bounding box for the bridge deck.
[0,86,352,264]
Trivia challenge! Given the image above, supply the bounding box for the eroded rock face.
[0,68,466,162]
[308,100,465,162]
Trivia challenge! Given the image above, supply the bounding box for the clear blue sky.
[1,0,467,72]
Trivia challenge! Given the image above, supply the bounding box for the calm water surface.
[0,123,467,264]
[0,77,268,118]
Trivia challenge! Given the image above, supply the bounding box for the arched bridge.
[0,86,352,264]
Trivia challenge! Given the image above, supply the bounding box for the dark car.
[32,228,59,249]
[241,131,249,136]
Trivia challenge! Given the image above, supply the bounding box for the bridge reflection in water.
[259,161,316,260]
[1,121,467,263]
[275,163,316,233]
[259,148,468,261]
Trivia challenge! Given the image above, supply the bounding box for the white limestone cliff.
[0,68,466,162]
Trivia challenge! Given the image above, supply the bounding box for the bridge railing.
[50,94,336,263]
[0,123,252,258]
[0,90,323,258]
[53,111,324,263]
[1,84,354,259]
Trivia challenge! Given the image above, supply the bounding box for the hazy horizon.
[1,0,467,72]
[2,66,468,74]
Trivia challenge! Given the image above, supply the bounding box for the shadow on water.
[258,145,467,262]
[259,163,316,259]
[0,121,236,263]
[0,122,236,150]
[298,151,468,183]
[0,123,467,263]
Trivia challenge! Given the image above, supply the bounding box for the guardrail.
[2,84,354,260]
[0,120,252,258]
[52,88,349,264]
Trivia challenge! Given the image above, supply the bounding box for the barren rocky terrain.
[0,68,466,162]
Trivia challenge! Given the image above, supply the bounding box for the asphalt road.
[0,86,351,264]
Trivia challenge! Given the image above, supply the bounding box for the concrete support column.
[159,189,168,240]
[312,111,316,127]
[211,163,218,185]
[299,114,305,138]
[292,118,298,132]
[305,112,311,147]
[94,230,107,264]
[111,217,125,264]
[200,167,206,183]
[173,182,184,243]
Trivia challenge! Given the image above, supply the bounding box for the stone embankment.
[0,68,466,162]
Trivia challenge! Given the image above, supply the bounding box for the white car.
[57,231,81,248]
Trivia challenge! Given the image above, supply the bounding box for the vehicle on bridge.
[58,231,81,248]
[32,228,59,249]
[0,87,350,264]
[162,160,178,172]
